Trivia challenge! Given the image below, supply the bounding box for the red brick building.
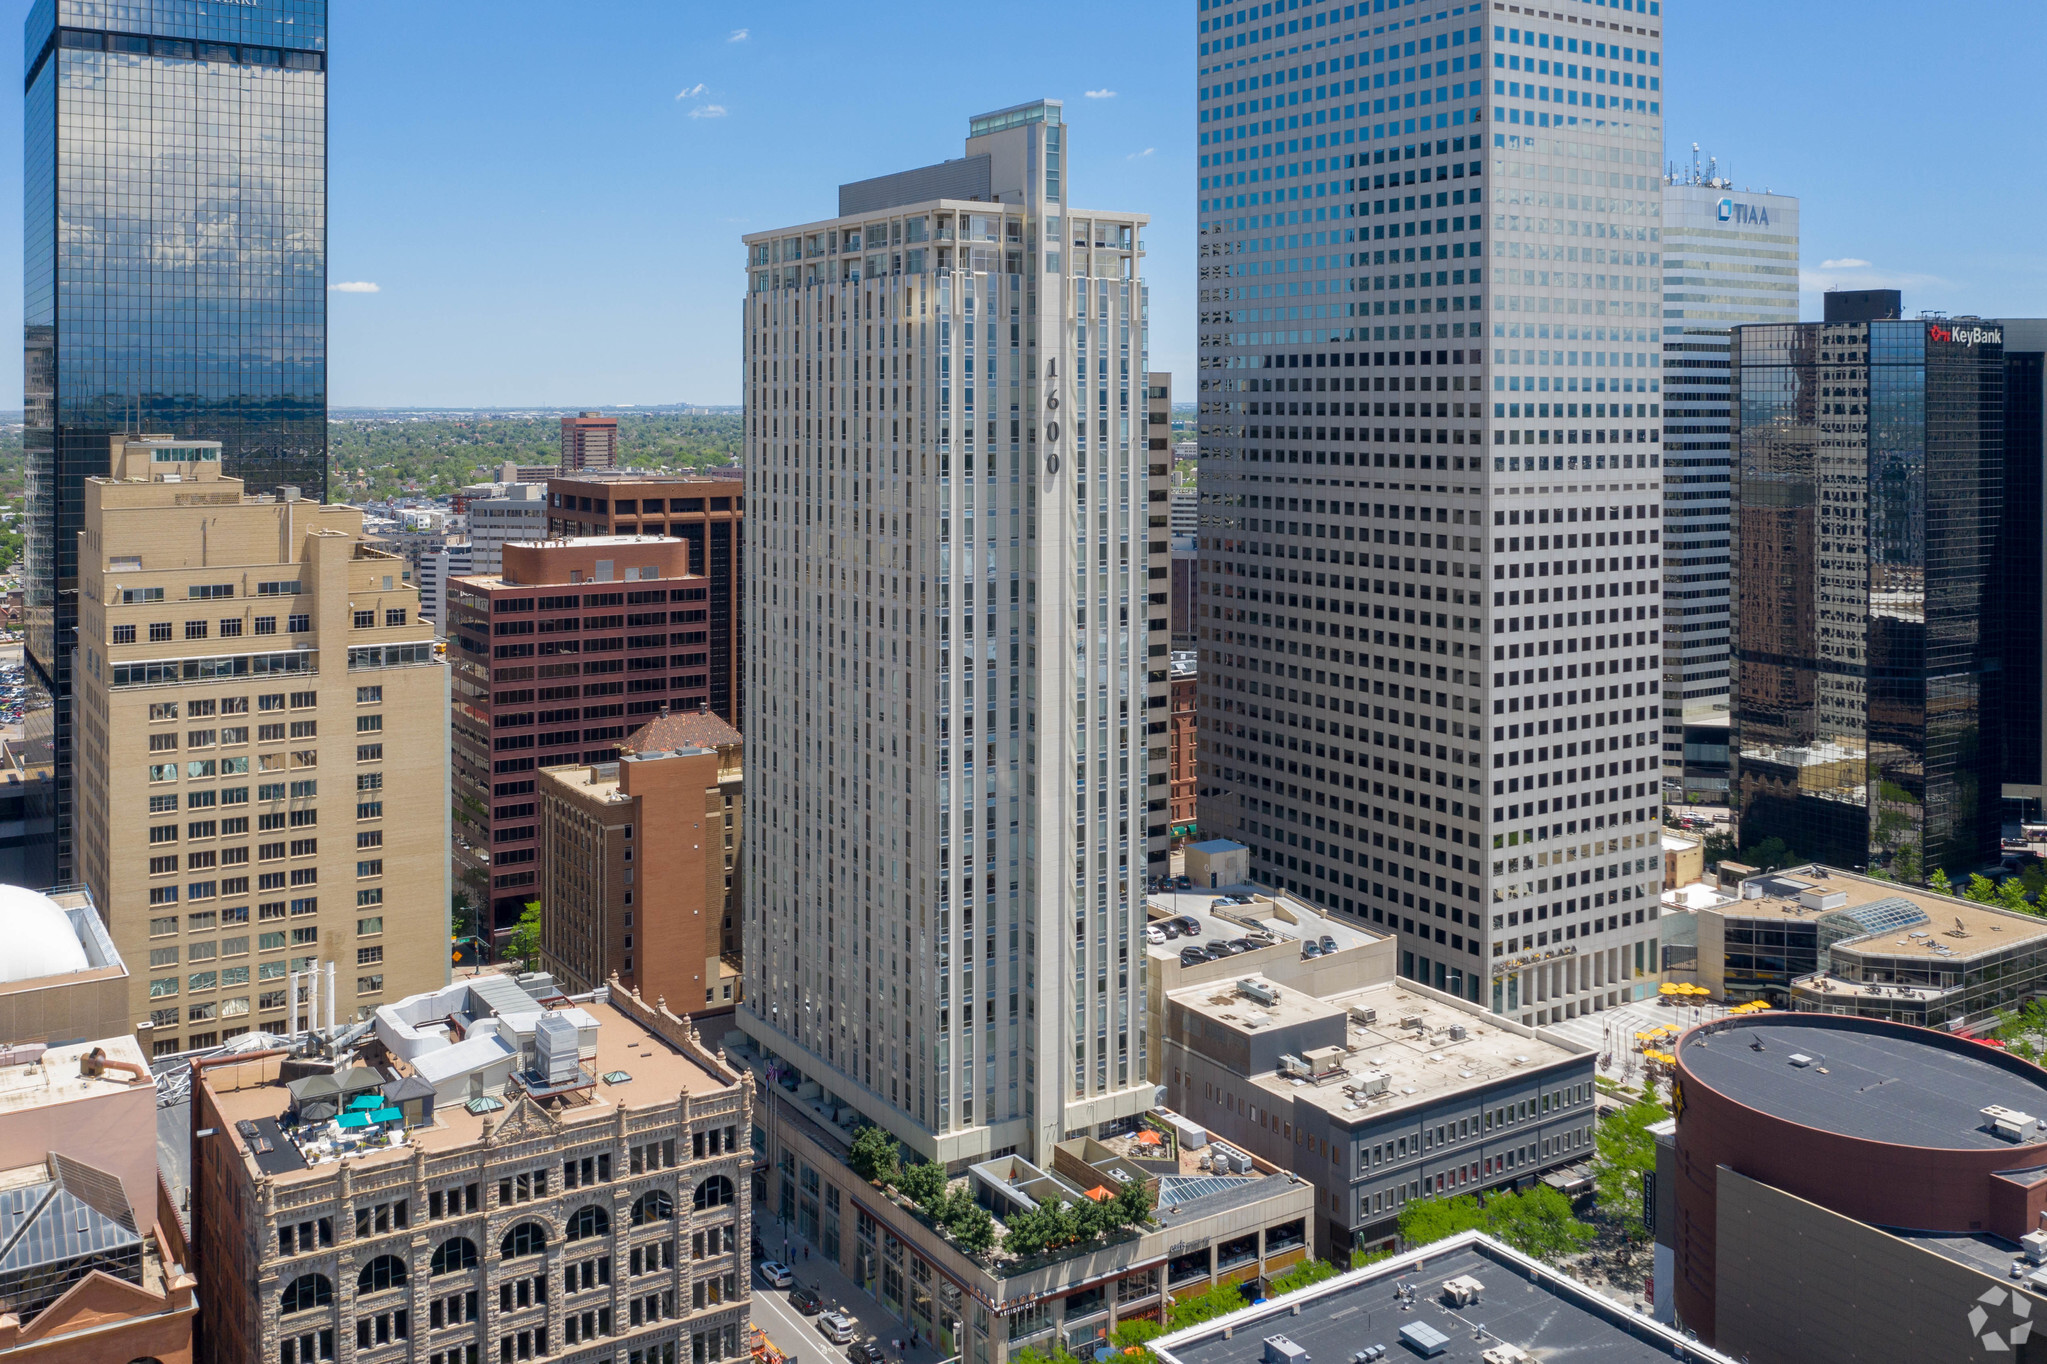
[546,474,743,724]
[448,537,715,932]
[1170,655,1198,839]
[557,411,619,470]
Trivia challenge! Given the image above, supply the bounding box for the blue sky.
[0,0,2040,408]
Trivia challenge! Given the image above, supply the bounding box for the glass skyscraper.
[23,0,327,880]
[1730,315,2005,879]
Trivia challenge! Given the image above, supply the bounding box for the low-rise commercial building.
[449,537,717,933]
[1154,1231,1742,1364]
[736,1062,1316,1364]
[538,709,743,1014]
[1694,864,2047,1027]
[0,1034,197,1364]
[190,972,752,1364]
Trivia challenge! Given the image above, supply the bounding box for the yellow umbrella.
[1660,983,1681,995]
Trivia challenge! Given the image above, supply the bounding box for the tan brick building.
[189,974,752,1364]
[539,710,742,1015]
[72,436,448,1054]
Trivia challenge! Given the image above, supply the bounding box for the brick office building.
[545,476,742,725]
[448,538,716,934]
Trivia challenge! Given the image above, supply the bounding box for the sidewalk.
[767,1221,955,1364]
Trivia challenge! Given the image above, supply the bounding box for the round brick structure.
[1669,1012,2047,1340]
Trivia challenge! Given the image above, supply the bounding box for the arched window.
[691,1176,733,1211]
[633,1189,676,1225]
[500,1221,548,1260]
[430,1238,478,1276]
[358,1255,407,1295]
[566,1204,610,1241]
[280,1274,332,1314]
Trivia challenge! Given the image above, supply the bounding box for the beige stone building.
[190,973,752,1364]
[539,709,743,1015]
[72,436,449,1054]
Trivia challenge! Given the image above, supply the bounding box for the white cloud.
[728,28,749,42]
[1127,147,1154,160]
[1820,257,1871,270]
[1085,88,1116,99]
[689,104,728,119]
[329,281,380,293]
[675,83,707,100]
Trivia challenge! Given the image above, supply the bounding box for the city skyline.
[0,0,2032,410]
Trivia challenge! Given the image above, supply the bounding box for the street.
[749,1238,953,1364]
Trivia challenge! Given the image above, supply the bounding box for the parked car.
[1320,935,1338,954]
[1144,925,1167,945]
[758,1260,794,1289]
[1204,941,1233,960]
[790,1285,823,1315]
[1302,941,1324,959]
[1177,916,1203,936]
[819,1312,857,1345]
[848,1344,887,1364]
[1228,939,1254,955]
[751,1237,767,1263]
[1180,945,1209,967]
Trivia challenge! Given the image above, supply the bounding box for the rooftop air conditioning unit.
[534,1013,583,1086]
[1238,978,1281,1007]
[1263,1335,1309,1364]
[2023,1230,2047,1266]
[1358,1070,1392,1097]
[1985,1105,2039,1143]
[1279,1054,1312,1080]
[1401,1015,1426,1030]
[1348,1006,1379,1026]
[1448,1023,1468,1042]
[1441,1275,1484,1307]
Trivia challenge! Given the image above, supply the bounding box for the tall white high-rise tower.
[740,101,1157,1165]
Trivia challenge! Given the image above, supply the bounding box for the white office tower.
[1658,176,1797,799]
[462,480,548,575]
[1193,2,1669,1023]
[741,101,1157,1164]
[419,540,474,631]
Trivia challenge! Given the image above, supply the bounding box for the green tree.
[1114,1176,1156,1230]
[1997,877,2037,915]
[507,901,543,970]
[1165,1280,1250,1330]
[1737,836,1800,872]
[1267,1259,1339,1296]
[1891,841,1922,885]
[1963,873,2001,905]
[1350,1246,1393,1270]
[1593,1090,1668,1244]
[896,1159,947,1208]
[1702,829,1735,864]
[1006,1346,1084,1364]
[1397,1192,1488,1248]
[1485,1186,1596,1261]
[1929,868,1956,897]
[939,1191,996,1254]
[1108,1318,1163,1353]
[848,1126,899,1185]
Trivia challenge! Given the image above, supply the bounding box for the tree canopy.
[1592,1087,1668,1242]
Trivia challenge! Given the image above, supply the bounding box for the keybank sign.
[1716,197,1770,227]
[1928,323,2002,347]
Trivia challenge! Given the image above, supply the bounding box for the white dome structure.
[0,883,90,984]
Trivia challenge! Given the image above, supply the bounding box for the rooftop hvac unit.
[1480,1346,1536,1364]
[1984,1105,2040,1143]
[1448,1023,1468,1042]
[534,1013,583,1085]
[1262,1335,1310,1364]
[1348,1006,1379,1026]
[1279,1054,1312,1080]
[1401,1015,1426,1030]
[1441,1275,1485,1307]
[1357,1070,1393,1097]
[1238,978,1282,1007]
[1398,1322,1450,1358]
[2023,1230,2047,1266]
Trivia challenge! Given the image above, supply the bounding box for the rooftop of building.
[0,885,123,989]
[202,978,737,1184]
[1152,1232,1741,1364]
[0,1036,153,1117]
[622,708,742,755]
[548,472,742,488]
[1719,865,2047,960]
[1172,977,1585,1117]
[1142,885,1381,962]
[1677,1014,2047,1150]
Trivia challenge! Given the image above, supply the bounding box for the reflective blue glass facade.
[1731,319,2004,879]
[23,0,327,879]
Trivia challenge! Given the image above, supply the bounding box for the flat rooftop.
[1153,1233,1741,1364]
[1678,1016,2047,1150]
[205,996,733,1184]
[1171,978,1585,1119]
[1144,887,1379,963]
[1722,865,2047,960]
[0,1036,152,1117]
